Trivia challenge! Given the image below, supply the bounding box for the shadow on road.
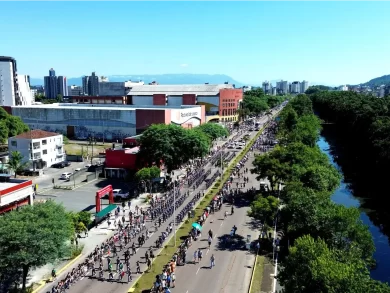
[216,234,247,251]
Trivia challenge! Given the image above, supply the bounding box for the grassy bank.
[249,255,265,293]
[131,122,271,292]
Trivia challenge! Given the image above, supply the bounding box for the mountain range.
[360,74,390,87]
[29,74,245,87]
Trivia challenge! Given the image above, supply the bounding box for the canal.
[317,134,390,284]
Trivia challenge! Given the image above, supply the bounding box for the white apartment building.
[8,130,65,169]
[0,56,19,106]
[18,75,33,105]
[338,85,348,91]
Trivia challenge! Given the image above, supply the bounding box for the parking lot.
[36,178,135,213]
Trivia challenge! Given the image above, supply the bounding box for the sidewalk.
[29,128,245,292]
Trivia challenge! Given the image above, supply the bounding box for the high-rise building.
[44,68,68,99]
[57,76,68,97]
[262,81,271,94]
[82,72,99,96]
[18,75,33,105]
[271,87,277,96]
[0,56,20,106]
[277,80,289,94]
[291,81,301,94]
[44,68,58,99]
[301,80,309,93]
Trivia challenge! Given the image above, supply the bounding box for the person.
[208,235,212,248]
[224,211,228,218]
[51,268,56,280]
[198,249,203,262]
[193,250,198,263]
[210,254,215,268]
[208,229,213,239]
[231,206,234,215]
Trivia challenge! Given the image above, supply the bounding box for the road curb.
[32,254,83,293]
[248,250,259,293]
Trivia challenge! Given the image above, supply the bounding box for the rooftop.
[12,104,201,111]
[128,84,235,96]
[11,129,60,140]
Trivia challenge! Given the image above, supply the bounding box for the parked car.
[60,172,72,180]
[74,168,81,172]
[113,189,129,199]
[52,162,65,168]
[85,164,91,168]
[63,161,71,167]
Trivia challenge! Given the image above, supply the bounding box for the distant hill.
[360,74,390,87]
[30,74,245,87]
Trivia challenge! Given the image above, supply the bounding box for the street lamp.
[73,169,76,188]
[173,180,176,247]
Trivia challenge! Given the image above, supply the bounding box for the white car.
[74,168,81,172]
[60,172,72,180]
[85,164,91,168]
[113,189,129,199]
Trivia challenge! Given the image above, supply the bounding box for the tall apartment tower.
[277,80,289,94]
[262,81,271,94]
[57,76,68,96]
[301,80,309,93]
[82,72,99,95]
[291,81,301,94]
[44,68,58,99]
[0,56,20,106]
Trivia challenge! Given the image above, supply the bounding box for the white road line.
[206,249,210,255]
[186,291,189,293]
[196,267,200,275]
[220,221,223,226]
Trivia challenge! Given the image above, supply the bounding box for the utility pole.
[91,136,94,165]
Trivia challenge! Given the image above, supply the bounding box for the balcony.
[56,153,63,158]
[56,144,63,148]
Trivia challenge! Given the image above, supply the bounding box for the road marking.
[196,267,200,275]
[186,291,189,293]
[206,249,209,255]
[220,221,223,226]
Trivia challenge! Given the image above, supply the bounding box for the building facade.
[44,68,58,99]
[57,76,68,97]
[82,72,99,96]
[0,56,19,106]
[18,75,33,105]
[276,80,289,95]
[300,80,309,93]
[291,81,301,94]
[68,85,83,96]
[127,84,242,122]
[0,176,34,214]
[8,129,64,169]
[262,81,271,94]
[11,104,205,141]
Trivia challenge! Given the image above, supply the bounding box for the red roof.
[13,129,60,139]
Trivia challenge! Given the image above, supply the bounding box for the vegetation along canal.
[318,129,390,283]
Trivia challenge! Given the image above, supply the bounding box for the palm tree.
[8,151,28,178]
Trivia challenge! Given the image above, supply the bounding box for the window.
[43,150,47,155]
[11,141,17,147]
[42,140,47,145]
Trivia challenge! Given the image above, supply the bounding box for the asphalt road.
[38,110,281,293]
[169,152,265,293]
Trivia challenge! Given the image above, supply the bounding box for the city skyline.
[1,2,390,85]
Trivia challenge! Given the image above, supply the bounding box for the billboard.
[171,108,202,126]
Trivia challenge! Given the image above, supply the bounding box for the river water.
[317,135,390,284]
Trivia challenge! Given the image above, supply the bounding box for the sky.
[1,1,390,86]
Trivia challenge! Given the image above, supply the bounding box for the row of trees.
[240,89,287,119]
[0,201,91,291]
[249,95,390,292]
[0,108,29,144]
[310,90,390,168]
[138,123,228,172]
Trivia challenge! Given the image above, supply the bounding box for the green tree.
[149,166,161,179]
[197,123,229,141]
[77,211,92,228]
[8,151,28,178]
[135,167,151,182]
[0,201,73,291]
[0,120,8,144]
[184,128,211,160]
[6,116,29,137]
[278,235,379,293]
[286,114,321,147]
[248,195,279,228]
[289,94,313,116]
[251,154,288,190]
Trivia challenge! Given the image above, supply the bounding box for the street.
[35,110,280,293]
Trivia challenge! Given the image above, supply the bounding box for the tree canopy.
[138,123,218,172]
[8,151,29,178]
[241,88,287,117]
[249,94,388,291]
[0,108,29,144]
[0,201,73,290]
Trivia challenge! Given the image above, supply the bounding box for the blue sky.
[1,1,390,86]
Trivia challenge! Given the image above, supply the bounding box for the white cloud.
[180,64,188,67]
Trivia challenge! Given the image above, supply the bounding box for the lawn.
[131,120,272,292]
[249,255,265,293]
[64,142,109,156]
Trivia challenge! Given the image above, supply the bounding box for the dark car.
[63,161,71,167]
[52,162,65,168]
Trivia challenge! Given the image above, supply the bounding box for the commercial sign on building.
[171,108,202,126]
